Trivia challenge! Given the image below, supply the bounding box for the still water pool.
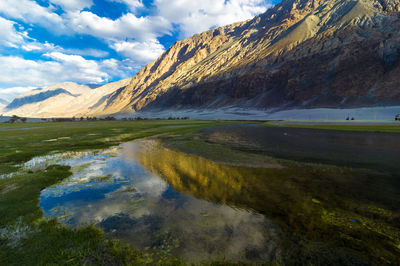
[40,140,280,262]
[39,138,400,264]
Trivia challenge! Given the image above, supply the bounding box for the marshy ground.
[0,120,399,265]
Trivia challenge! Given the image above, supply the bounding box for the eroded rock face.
[376,0,400,12]
[98,0,400,114]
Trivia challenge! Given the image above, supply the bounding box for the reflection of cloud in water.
[40,140,281,262]
[158,197,279,261]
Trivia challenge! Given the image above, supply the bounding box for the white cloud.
[63,48,109,58]
[0,0,65,33]
[111,0,144,12]
[0,17,25,48]
[0,0,271,62]
[111,39,165,63]
[67,11,172,41]
[65,0,269,64]
[0,54,116,87]
[49,0,93,12]
[20,39,109,58]
[21,41,56,52]
[43,52,111,83]
[0,23,109,59]
[0,17,61,53]
[154,0,270,38]
[0,54,135,101]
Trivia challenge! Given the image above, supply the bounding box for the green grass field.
[0,120,243,265]
[1,120,399,265]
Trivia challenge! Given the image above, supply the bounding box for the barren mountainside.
[101,0,400,114]
[4,0,400,118]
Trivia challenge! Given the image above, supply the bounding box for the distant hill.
[3,79,131,118]
[7,88,82,110]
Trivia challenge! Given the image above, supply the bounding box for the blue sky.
[0,0,277,101]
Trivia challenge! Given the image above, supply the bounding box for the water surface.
[40,141,280,262]
[39,135,400,264]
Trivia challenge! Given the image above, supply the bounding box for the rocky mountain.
[3,79,130,118]
[5,0,400,118]
[98,0,400,115]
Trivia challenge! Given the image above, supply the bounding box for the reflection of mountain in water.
[134,140,400,265]
[39,143,278,262]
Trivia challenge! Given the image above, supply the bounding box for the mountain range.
[3,0,400,118]
[2,79,130,118]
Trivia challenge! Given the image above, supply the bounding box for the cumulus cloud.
[0,54,133,88]
[21,41,56,52]
[43,52,108,82]
[49,0,93,12]
[0,17,60,53]
[0,17,25,48]
[154,0,270,38]
[66,11,171,41]
[110,39,165,63]
[111,0,144,12]
[0,0,66,33]
[63,48,109,58]
[0,0,270,55]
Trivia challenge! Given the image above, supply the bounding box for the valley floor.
[0,120,399,265]
[117,105,400,121]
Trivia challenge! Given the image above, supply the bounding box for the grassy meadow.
[1,120,399,265]
[0,120,242,265]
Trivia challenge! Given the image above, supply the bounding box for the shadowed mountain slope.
[100,0,400,114]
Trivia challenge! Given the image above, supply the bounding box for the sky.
[0,0,278,101]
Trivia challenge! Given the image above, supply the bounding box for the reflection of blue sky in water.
[40,141,280,262]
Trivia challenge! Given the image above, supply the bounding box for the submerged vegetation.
[0,120,399,264]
